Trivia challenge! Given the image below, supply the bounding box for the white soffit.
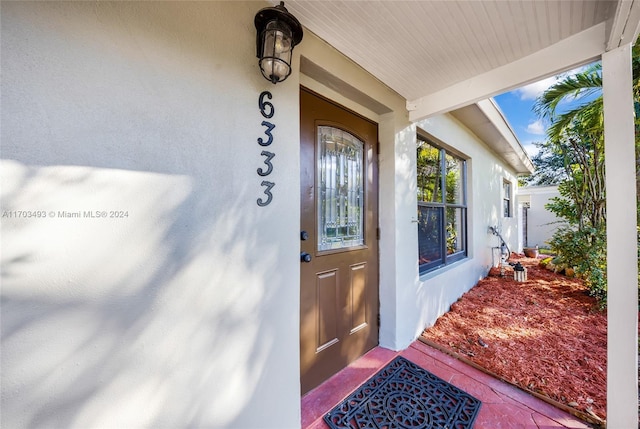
[280,1,637,118]
[450,99,534,175]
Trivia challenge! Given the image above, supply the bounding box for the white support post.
[602,43,638,426]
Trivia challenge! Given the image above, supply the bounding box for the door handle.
[301,252,312,263]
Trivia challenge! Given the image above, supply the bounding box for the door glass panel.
[317,126,364,251]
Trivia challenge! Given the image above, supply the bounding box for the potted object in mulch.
[523,246,539,258]
[513,262,527,282]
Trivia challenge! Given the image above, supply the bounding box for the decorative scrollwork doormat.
[323,356,481,429]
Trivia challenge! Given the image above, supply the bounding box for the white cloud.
[515,76,558,100]
[525,119,545,135]
[523,142,540,158]
[514,64,593,101]
[521,139,542,158]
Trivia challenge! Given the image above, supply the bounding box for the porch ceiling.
[282,0,640,120]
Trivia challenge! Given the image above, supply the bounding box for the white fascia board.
[476,99,535,175]
[606,0,640,50]
[407,22,606,122]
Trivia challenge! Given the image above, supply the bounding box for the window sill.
[419,256,469,281]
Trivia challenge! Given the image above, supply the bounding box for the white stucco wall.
[387,113,522,349]
[518,185,562,248]
[2,2,302,428]
[1,1,527,427]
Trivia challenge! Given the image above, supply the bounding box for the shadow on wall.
[1,2,296,428]
[488,162,518,251]
[2,168,283,427]
[392,123,423,347]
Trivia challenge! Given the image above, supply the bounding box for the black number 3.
[257,151,275,176]
[258,121,275,146]
[257,181,275,206]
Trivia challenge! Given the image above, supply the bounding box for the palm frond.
[534,72,602,119]
[547,96,603,141]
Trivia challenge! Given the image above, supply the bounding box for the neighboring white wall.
[518,185,562,248]
[2,2,302,428]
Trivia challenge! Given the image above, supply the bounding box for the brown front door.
[300,87,379,394]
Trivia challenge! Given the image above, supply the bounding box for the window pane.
[417,136,467,273]
[417,139,442,203]
[317,126,364,251]
[446,207,465,255]
[503,181,511,199]
[417,205,444,268]
[503,181,511,217]
[445,154,464,204]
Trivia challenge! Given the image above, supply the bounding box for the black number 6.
[259,91,274,118]
[257,181,275,206]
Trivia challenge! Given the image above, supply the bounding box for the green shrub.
[539,257,553,267]
[548,226,607,307]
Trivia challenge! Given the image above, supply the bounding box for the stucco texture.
[1,2,301,428]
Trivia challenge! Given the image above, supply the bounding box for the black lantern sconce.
[254,1,303,84]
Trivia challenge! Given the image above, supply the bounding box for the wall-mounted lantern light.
[254,1,303,84]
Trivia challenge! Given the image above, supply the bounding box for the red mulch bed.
[422,254,607,421]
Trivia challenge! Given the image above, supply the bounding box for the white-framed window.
[416,135,467,273]
[503,180,512,218]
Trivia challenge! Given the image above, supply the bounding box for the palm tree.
[535,64,603,141]
[530,38,640,306]
[534,65,606,231]
[535,40,640,139]
[534,41,640,212]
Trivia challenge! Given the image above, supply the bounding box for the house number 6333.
[257,91,276,206]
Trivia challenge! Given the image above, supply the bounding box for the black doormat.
[324,356,481,429]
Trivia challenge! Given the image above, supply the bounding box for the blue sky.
[493,63,598,158]
[494,77,556,156]
[494,81,551,157]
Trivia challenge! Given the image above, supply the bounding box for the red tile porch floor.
[302,340,592,429]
